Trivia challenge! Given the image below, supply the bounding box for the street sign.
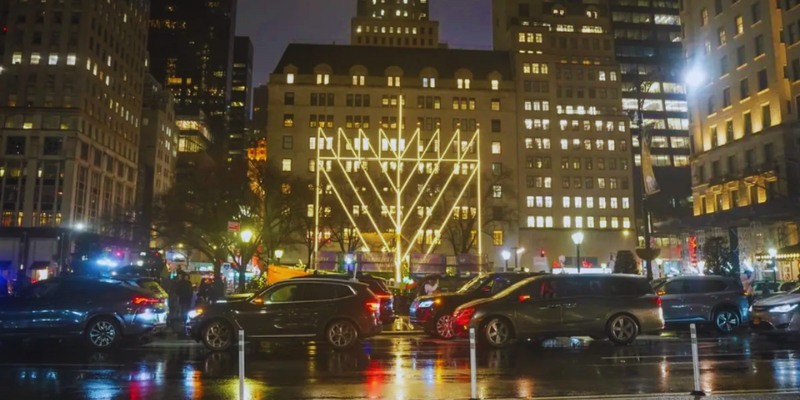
[227,221,241,232]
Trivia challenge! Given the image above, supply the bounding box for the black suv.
[410,272,541,339]
[293,273,396,324]
[187,278,382,351]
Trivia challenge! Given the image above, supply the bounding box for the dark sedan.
[0,277,167,349]
[187,278,382,351]
[410,272,541,339]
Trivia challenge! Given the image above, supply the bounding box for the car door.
[658,279,690,321]
[694,279,729,319]
[559,276,607,335]
[236,282,308,338]
[290,282,342,335]
[513,277,563,337]
[0,294,34,334]
[23,280,65,334]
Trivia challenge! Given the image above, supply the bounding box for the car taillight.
[132,295,159,305]
[366,300,380,313]
[376,294,392,300]
[454,307,475,327]
[652,296,662,307]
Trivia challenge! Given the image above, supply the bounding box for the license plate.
[753,317,761,324]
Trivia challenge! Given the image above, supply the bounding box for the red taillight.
[653,296,662,307]
[454,307,475,327]
[366,300,380,313]
[132,295,159,305]
[376,294,392,300]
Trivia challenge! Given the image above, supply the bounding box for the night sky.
[236,0,493,85]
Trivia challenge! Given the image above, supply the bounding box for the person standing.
[424,276,439,296]
[175,273,194,332]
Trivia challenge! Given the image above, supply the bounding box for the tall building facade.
[0,0,150,230]
[681,0,800,278]
[148,0,237,156]
[611,0,692,266]
[249,84,268,142]
[493,0,636,269]
[137,74,178,248]
[229,36,253,161]
[351,0,441,48]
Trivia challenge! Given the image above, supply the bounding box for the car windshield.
[789,285,800,294]
[650,278,667,290]
[457,275,488,294]
[138,280,168,297]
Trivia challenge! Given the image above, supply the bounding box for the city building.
[681,0,800,279]
[148,0,237,156]
[249,84,268,143]
[267,43,518,270]
[136,75,178,248]
[610,0,692,270]
[492,0,636,270]
[229,36,253,162]
[0,0,151,274]
[351,0,441,48]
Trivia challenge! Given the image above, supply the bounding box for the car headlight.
[769,304,799,313]
[417,299,434,308]
[187,308,204,319]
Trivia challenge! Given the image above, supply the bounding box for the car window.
[21,281,62,300]
[298,283,352,301]
[663,280,687,294]
[605,278,653,296]
[266,284,301,303]
[489,277,512,294]
[457,274,487,294]
[688,279,727,293]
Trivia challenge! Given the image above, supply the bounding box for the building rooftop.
[273,43,514,79]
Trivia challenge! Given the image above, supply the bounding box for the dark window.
[751,2,761,24]
[764,143,774,161]
[739,78,749,99]
[20,281,62,300]
[491,119,501,132]
[687,279,727,293]
[491,162,502,175]
[744,112,752,134]
[757,69,768,90]
[714,0,722,15]
[602,277,653,296]
[298,283,351,301]
[755,35,765,56]
[707,96,715,115]
[720,56,728,76]
[793,59,800,81]
[663,279,687,294]
[5,136,25,155]
[736,46,746,66]
[282,135,293,150]
[745,149,755,167]
[284,92,294,105]
[762,103,771,128]
[723,87,731,107]
[518,3,530,17]
[263,283,301,303]
[726,120,734,142]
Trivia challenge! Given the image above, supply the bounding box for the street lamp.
[571,232,585,274]
[515,247,525,271]
[238,229,254,293]
[768,248,778,283]
[274,249,284,265]
[501,250,511,272]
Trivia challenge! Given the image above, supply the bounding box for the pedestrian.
[197,278,212,305]
[210,274,226,303]
[175,273,194,332]
[424,275,439,296]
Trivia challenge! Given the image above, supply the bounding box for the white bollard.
[689,323,705,396]
[239,329,245,400]
[469,327,478,400]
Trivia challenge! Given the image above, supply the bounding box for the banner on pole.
[641,137,660,195]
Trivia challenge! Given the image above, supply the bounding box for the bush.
[613,250,640,274]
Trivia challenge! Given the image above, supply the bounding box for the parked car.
[750,286,800,336]
[0,276,167,349]
[452,274,663,348]
[186,278,382,351]
[410,272,541,339]
[779,281,800,293]
[293,273,396,324]
[653,275,748,333]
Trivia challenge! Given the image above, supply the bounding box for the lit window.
[735,15,744,35]
[587,217,595,228]
[493,230,504,246]
[575,216,583,228]
[599,197,607,209]
[599,217,608,229]
[457,78,471,89]
[599,71,606,81]
[283,114,294,127]
[388,76,401,87]
[611,217,620,229]
[12,52,22,64]
[574,197,582,208]
[527,216,535,228]
[281,159,292,172]
[31,52,41,65]
[563,216,572,228]
[317,74,330,85]
[586,197,594,208]
[611,198,618,209]
[562,197,571,208]
[491,80,499,90]
[66,53,77,65]
[491,141,501,154]
[622,198,630,209]
[492,185,502,198]
[287,73,295,84]
[622,218,631,229]
[423,77,436,88]
[353,75,366,86]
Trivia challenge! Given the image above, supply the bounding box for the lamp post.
[239,229,253,293]
[571,232,585,274]
[512,247,525,271]
[501,250,511,272]
[274,249,284,265]
[768,248,778,283]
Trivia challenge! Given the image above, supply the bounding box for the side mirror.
[251,297,264,305]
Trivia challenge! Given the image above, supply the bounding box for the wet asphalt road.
[1,329,800,400]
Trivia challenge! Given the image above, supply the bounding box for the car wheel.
[434,314,456,340]
[326,319,359,350]
[714,309,740,334]
[606,314,639,346]
[85,317,121,350]
[483,317,513,348]
[202,319,234,351]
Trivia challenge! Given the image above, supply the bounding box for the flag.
[641,136,660,195]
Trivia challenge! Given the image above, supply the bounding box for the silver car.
[453,274,664,348]
[750,287,800,336]
[653,275,749,333]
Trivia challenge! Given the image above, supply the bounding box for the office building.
[493,0,636,269]
[681,0,800,278]
[229,36,253,162]
[351,0,441,48]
